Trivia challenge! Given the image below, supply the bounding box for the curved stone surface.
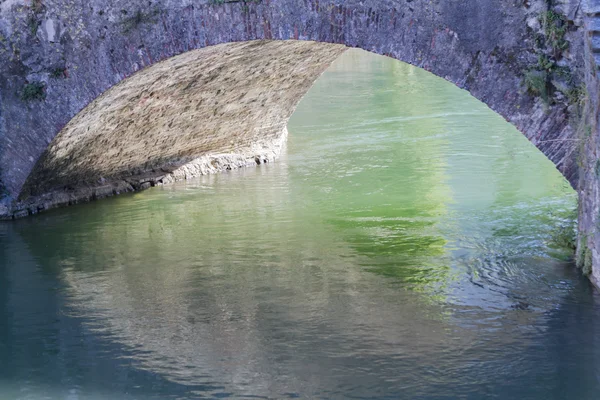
[17,40,345,211]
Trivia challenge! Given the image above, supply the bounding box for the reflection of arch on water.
[2,200,597,398]
[0,0,583,219]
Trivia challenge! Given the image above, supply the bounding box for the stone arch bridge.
[1,0,600,284]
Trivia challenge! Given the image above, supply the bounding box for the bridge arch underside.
[0,0,585,218]
[17,40,348,212]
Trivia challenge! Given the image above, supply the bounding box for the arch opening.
[0,0,586,220]
[10,37,579,218]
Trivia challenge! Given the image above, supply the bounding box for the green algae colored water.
[1,49,598,399]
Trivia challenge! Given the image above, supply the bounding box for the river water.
[1,49,599,399]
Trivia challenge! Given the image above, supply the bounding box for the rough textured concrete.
[1,0,600,280]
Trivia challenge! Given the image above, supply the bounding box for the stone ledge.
[1,128,287,220]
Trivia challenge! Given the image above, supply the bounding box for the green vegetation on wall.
[576,239,593,276]
[524,70,549,104]
[523,8,584,110]
[50,68,66,79]
[542,10,569,58]
[121,8,162,34]
[21,81,46,102]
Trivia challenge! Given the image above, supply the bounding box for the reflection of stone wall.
[11,198,560,397]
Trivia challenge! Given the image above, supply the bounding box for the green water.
[1,49,598,399]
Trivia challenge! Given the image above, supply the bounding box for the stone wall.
[577,0,600,287]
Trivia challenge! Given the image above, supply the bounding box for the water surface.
[1,49,598,399]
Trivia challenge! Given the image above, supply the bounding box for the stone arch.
[0,0,586,217]
[19,40,347,208]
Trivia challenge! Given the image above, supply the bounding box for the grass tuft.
[541,10,569,58]
[524,70,549,104]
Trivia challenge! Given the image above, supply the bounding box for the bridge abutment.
[576,0,600,286]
